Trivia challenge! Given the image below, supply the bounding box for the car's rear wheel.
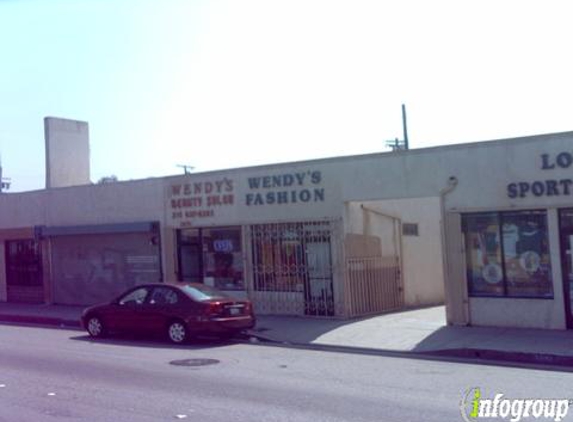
[167,320,188,344]
[86,315,106,338]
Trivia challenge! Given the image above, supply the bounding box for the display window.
[463,210,552,299]
[178,226,244,291]
[251,224,307,293]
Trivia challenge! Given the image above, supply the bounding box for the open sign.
[213,239,233,252]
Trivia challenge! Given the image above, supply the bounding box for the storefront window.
[252,224,306,292]
[503,212,552,297]
[464,213,504,296]
[463,211,552,299]
[178,227,244,291]
[203,228,244,291]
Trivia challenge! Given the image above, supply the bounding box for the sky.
[1,0,572,192]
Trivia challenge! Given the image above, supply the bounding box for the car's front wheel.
[167,320,188,344]
[86,315,106,338]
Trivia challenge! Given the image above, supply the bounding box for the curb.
[426,348,573,368]
[244,332,573,372]
[4,316,573,371]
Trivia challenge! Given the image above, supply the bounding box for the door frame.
[177,230,204,282]
[559,224,573,329]
[304,237,335,316]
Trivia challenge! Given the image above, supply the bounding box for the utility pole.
[177,164,194,175]
[402,103,409,151]
[385,104,410,151]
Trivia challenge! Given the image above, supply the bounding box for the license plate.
[229,308,241,316]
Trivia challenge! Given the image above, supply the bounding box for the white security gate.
[343,204,404,317]
[247,220,340,316]
[345,256,402,317]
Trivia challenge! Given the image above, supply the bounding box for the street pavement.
[2,323,573,422]
[2,302,573,368]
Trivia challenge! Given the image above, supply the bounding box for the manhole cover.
[169,358,220,367]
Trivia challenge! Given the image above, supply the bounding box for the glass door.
[560,232,573,329]
[177,227,244,289]
[178,229,203,283]
[559,209,573,329]
[305,240,334,316]
[303,222,334,316]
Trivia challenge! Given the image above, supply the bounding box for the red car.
[81,283,256,344]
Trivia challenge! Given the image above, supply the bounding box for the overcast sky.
[1,0,572,192]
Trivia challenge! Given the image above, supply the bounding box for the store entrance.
[559,209,573,329]
[250,221,335,316]
[177,227,244,291]
[178,239,203,283]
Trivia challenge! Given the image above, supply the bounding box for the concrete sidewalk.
[253,307,573,367]
[2,302,573,367]
[0,302,84,328]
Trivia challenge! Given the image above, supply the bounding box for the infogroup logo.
[460,388,570,422]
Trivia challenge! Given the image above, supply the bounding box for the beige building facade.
[4,121,573,326]
[0,121,448,317]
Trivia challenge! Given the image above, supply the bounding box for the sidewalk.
[252,307,573,367]
[0,302,83,328]
[2,302,573,368]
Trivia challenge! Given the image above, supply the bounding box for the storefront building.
[162,162,417,317]
[441,132,573,330]
[0,119,446,317]
[5,120,573,326]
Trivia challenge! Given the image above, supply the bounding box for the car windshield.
[180,284,230,302]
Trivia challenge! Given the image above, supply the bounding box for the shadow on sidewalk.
[252,316,361,343]
[412,325,573,368]
[253,304,446,344]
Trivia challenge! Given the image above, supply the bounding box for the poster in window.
[464,214,504,296]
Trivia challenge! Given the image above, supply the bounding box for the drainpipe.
[439,176,463,325]
[360,205,403,259]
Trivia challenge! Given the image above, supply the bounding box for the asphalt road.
[1,323,573,422]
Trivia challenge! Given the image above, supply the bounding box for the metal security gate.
[50,232,161,305]
[343,204,404,317]
[345,256,402,317]
[247,220,339,316]
[5,239,44,303]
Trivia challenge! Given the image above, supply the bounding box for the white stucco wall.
[345,197,444,307]
[164,163,343,227]
[438,135,573,330]
[2,129,573,326]
[8,130,573,229]
[0,178,165,229]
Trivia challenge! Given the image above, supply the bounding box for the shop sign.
[169,178,234,226]
[507,152,573,198]
[245,170,325,206]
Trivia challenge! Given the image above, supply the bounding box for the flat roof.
[5,129,573,195]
